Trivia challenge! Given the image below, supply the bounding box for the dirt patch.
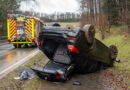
[38,71,110,90]
[99,68,130,90]
[38,66,129,90]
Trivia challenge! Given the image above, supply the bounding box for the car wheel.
[108,45,118,60]
[83,24,95,45]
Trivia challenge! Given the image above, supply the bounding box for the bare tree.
[118,0,130,34]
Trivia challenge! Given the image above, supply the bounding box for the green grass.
[58,22,80,26]
[102,35,129,69]
[96,27,130,89]
[96,31,130,70]
[111,25,128,31]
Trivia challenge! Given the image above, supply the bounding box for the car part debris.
[37,23,118,82]
[16,69,35,80]
[73,81,81,86]
[20,71,29,80]
[14,77,20,80]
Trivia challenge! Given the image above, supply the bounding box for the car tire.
[83,24,95,45]
[32,43,37,48]
[108,45,118,60]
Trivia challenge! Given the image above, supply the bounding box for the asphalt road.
[0,42,39,79]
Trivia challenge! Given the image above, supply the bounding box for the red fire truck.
[7,14,43,48]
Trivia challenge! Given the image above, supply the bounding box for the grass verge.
[57,22,80,28]
[0,52,48,90]
[0,25,129,89]
[96,26,130,89]
[58,22,80,25]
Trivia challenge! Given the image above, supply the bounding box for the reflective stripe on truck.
[26,19,34,42]
[8,19,16,42]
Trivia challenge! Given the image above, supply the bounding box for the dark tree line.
[0,0,21,36]
[79,0,130,39]
[0,0,80,36]
[0,0,37,36]
[40,12,81,22]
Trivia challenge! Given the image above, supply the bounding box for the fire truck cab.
[7,14,43,48]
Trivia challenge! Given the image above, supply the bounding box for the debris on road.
[15,68,35,80]
[14,77,20,80]
[73,81,81,86]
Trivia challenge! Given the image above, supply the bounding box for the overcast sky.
[20,0,79,14]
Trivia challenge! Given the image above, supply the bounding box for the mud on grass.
[96,27,130,90]
[0,52,48,90]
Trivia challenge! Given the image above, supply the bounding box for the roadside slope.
[96,29,130,89]
[0,25,129,90]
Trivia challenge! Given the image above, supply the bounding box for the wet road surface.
[0,42,39,78]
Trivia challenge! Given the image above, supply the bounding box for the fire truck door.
[8,19,17,42]
[25,19,34,42]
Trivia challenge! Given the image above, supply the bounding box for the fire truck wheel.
[24,44,28,48]
[34,43,37,47]
[19,44,22,48]
[31,43,37,47]
[13,44,21,48]
[108,45,118,60]
[83,24,95,45]
[13,44,17,48]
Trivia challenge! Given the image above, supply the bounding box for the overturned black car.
[33,23,118,82]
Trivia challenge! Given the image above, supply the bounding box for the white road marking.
[0,49,40,79]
